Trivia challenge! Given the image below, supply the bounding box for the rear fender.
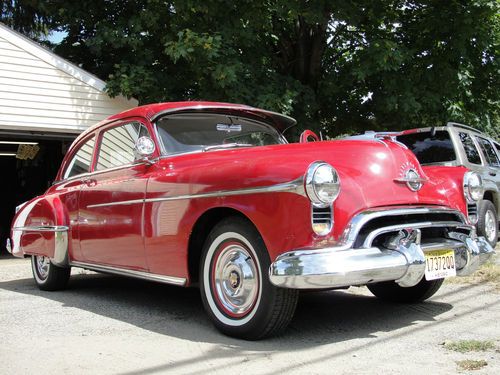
[10,195,69,267]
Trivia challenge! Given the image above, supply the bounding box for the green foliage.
[4,1,499,140]
[0,0,53,40]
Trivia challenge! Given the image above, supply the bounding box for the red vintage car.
[7,102,494,339]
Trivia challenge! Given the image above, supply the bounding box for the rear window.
[396,130,456,164]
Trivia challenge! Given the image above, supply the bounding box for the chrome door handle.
[83,179,97,187]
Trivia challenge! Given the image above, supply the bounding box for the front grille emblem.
[394,163,427,191]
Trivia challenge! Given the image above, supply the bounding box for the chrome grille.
[350,208,468,248]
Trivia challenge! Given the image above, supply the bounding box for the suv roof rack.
[446,122,483,134]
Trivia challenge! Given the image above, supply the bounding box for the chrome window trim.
[149,104,297,126]
[86,177,305,209]
[70,261,187,286]
[53,160,155,186]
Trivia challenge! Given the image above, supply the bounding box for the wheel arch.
[483,190,500,215]
[187,207,258,284]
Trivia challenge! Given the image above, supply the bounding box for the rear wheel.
[477,200,498,248]
[200,217,299,340]
[367,277,444,303]
[31,255,70,291]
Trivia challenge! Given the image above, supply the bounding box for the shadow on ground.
[0,269,455,350]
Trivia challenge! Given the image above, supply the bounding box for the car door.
[475,136,500,193]
[78,120,153,270]
[50,135,97,262]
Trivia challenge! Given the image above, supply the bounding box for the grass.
[443,339,495,353]
[456,359,488,371]
[445,259,500,290]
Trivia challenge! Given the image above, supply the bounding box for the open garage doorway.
[0,132,75,255]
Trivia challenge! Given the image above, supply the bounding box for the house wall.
[0,26,137,134]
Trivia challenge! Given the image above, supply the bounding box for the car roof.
[400,122,484,136]
[71,101,297,148]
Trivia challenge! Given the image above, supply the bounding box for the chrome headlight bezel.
[463,171,483,203]
[305,161,341,208]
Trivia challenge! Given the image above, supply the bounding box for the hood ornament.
[394,163,427,191]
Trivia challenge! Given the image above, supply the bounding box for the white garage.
[0,23,137,253]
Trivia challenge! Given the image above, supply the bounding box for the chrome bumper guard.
[269,231,494,290]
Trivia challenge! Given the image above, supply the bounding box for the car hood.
[152,139,466,237]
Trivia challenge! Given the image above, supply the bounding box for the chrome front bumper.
[269,232,494,290]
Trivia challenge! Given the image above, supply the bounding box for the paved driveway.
[0,255,498,374]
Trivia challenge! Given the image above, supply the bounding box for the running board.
[70,261,187,286]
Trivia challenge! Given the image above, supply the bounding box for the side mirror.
[134,136,156,164]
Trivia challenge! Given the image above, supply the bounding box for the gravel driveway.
[1,254,498,375]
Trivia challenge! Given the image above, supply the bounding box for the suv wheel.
[477,200,498,248]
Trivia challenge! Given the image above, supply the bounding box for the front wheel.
[477,200,498,248]
[200,217,299,340]
[367,277,444,303]
[31,255,71,291]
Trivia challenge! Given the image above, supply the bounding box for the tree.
[5,1,499,138]
[0,0,53,40]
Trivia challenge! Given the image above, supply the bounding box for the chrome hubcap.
[484,210,497,243]
[213,242,259,317]
[35,256,50,280]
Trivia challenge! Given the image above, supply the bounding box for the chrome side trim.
[86,177,305,208]
[70,261,187,286]
[12,225,69,232]
[362,221,470,248]
[87,199,144,209]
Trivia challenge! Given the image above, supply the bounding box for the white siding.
[0,27,137,134]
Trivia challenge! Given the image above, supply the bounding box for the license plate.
[424,249,456,280]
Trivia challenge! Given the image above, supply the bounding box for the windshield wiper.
[203,143,253,152]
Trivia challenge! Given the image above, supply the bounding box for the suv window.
[396,130,455,164]
[476,137,500,167]
[494,141,500,156]
[458,132,482,165]
[63,136,96,179]
[96,121,150,171]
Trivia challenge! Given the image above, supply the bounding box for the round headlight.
[305,162,341,207]
[463,171,483,202]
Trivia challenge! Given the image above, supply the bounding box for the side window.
[458,132,481,165]
[63,136,96,179]
[476,137,500,167]
[96,121,150,171]
[494,142,500,156]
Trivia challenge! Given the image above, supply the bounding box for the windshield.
[396,130,456,164]
[155,113,285,154]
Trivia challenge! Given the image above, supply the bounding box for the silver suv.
[396,123,500,247]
